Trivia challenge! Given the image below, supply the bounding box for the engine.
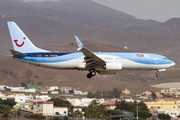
[105,62,122,71]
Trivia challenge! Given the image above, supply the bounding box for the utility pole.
[136,102,138,120]
[77,110,78,120]
[16,110,17,120]
[46,103,47,120]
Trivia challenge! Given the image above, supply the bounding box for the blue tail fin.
[7,21,49,53]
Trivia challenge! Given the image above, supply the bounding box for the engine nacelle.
[105,62,122,71]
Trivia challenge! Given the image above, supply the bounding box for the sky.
[93,0,180,22]
[23,0,180,22]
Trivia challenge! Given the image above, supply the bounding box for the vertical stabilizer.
[7,21,49,53]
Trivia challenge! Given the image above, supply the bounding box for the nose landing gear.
[156,72,160,77]
[87,69,96,78]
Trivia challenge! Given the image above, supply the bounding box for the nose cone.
[169,60,176,67]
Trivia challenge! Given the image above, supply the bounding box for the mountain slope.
[154,18,180,35]
[28,0,135,19]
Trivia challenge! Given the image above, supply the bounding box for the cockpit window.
[163,58,168,60]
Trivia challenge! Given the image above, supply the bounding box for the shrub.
[29,114,46,119]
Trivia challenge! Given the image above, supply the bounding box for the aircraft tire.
[156,73,160,77]
[87,73,92,78]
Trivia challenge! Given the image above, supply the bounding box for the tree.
[107,110,123,115]
[0,99,16,108]
[29,114,46,119]
[69,89,74,93]
[53,116,60,120]
[152,92,157,100]
[90,100,99,106]
[103,91,113,98]
[84,104,111,120]
[64,116,69,120]
[21,82,27,88]
[0,104,11,114]
[158,113,171,120]
[87,92,94,98]
[115,100,149,112]
[48,98,71,107]
[134,110,152,120]
[1,111,9,118]
[94,91,102,98]
[112,87,121,98]
[55,112,59,115]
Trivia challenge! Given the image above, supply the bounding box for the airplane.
[7,21,175,78]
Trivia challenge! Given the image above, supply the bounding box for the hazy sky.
[93,0,180,22]
[23,0,180,22]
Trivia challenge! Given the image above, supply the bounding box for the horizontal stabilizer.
[9,49,27,57]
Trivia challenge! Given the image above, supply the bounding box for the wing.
[74,35,105,68]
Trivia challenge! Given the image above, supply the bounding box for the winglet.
[74,35,84,51]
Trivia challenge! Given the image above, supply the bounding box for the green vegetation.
[84,104,122,120]
[0,104,11,113]
[4,87,11,91]
[152,92,157,100]
[107,110,123,115]
[134,110,152,120]
[69,89,74,93]
[1,111,9,118]
[21,82,27,88]
[112,88,121,98]
[13,109,21,117]
[87,87,121,98]
[0,99,17,118]
[48,98,72,107]
[115,100,149,112]
[115,100,151,119]
[26,114,46,119]
[158,113,171,120]
[52,116,60,120]
[55,112,59,115]
[0,99,16,108]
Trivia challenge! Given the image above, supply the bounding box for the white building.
[74,90,88,95]
[49,86,58,91]
[51,91,59,95]
[33,101,68,116]
[36,95,51,101]
[54,107,68,116]
[143,91,152,95]
[96,98,105,104]
[0,92,5,97]
[0,85,10,90]
[10,87,25,92]
[15,96,26,103]
[67,98,93,107]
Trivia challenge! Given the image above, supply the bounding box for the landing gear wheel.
[87,73,92,78]
[156,73,160,77]
[87,69,96,78]
[91,71,96,76]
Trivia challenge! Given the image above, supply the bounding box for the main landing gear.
[156,72,160,77]
[87,69,96,78]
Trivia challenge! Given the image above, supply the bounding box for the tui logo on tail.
[13,37,26,47]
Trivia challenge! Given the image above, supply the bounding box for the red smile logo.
[14,37,25,47]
